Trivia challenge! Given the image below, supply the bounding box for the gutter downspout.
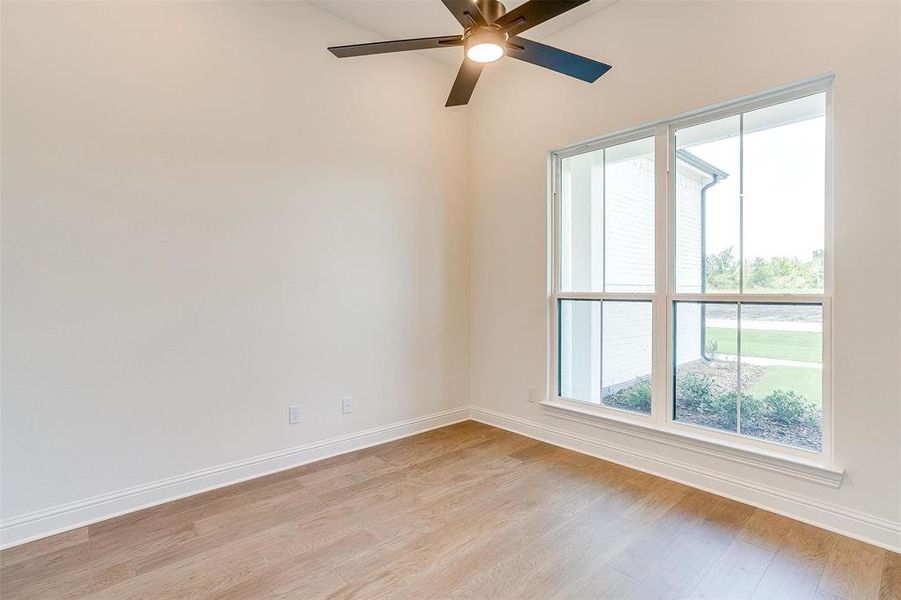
[700,174,722,361]
[674,149,729,362]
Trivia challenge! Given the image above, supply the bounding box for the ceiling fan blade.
[507,36,611,83]
[441,0,488,28]
[446,60,484,107]
[328,35,462,58]
[494,0,589,36]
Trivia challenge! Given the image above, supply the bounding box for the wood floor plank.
[751,521,838,600]
[692,538,777,599]
[624,494,755,600]
[878,549,901,600]
[1,520,197,596]
[687,507,794,599]
[337,454,533,570]
[463,493,641,598]
[326,567,403,600]
[53,562,138,599]
[736,508,795,552]
[96,524,371,599]
[223,564,346,600]
[334,453,562,585]
[1,421,892,600]
[606,488,751,584]
[444,475,688,599]
[133,490,324,575]
[818,536,885,600]
[554,564,639,600]
[210,537,357,600]
[382,451,599,582]
[0,527,89,568]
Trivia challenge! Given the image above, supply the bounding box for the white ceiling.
[310,0,618,65]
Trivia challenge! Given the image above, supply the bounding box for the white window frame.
[547,74,837,474]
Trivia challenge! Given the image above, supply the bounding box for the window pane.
[558,299,653,412]
[602,301,652,414]
[738,304,823,451]
[743,95,826,294]
[674,302,738,432]
[675,95,826,296]
[558,300,601,403]
[675,117,740,294]
[560,137,654,292]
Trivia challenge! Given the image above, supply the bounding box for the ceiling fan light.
[464,27,507,64]
[467,42,504,63]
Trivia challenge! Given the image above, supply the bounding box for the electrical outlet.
[525,386,536,403]
[288,405,302,424]
[341,396,353,414]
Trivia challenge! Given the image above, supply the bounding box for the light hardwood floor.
[2,421,898,599]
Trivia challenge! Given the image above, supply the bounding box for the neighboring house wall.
[674,161,708,368]
[605,158,655,291]
[559,155,709,399]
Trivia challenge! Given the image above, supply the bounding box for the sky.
[684,115,826,262]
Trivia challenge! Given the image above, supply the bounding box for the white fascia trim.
[0,407,469,550]
[541,399,844,487]
[470,405,900,553]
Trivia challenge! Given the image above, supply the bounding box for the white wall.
[469,0,900,546]
[1,1,470,524]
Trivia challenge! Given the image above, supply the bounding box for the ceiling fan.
[327,0,612,107]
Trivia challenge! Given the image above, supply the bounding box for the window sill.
[540,398,844,488]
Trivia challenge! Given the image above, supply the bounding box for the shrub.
[740,394,764,421]
[763,389,817,426]
[621,381,652,413]
[710,391,738,429]
[675,367,820,449]
[676,372,716,410]
[677,373,818,431]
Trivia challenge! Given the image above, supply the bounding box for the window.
[551,77,831,458]
[558,136,656,414]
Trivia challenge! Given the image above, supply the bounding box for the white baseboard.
[470,405,901,553]
[0,407,469,550]
[5,405,898,553]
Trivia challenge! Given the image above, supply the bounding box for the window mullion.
[737,302,742,435]
[653,125,670,426]
[737,113,744,435]
[598,300,604,405]
[739,112,745,294]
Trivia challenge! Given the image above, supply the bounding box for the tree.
[705,247,739,290]
[705,248,824,293]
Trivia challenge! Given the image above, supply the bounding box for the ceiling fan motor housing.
[474,0,507,23]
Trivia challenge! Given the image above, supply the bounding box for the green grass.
[706,328,822,363]
[746,366,822,406]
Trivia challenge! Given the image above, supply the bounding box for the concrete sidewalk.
[713,354,821,369]
[707,318,821,332]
